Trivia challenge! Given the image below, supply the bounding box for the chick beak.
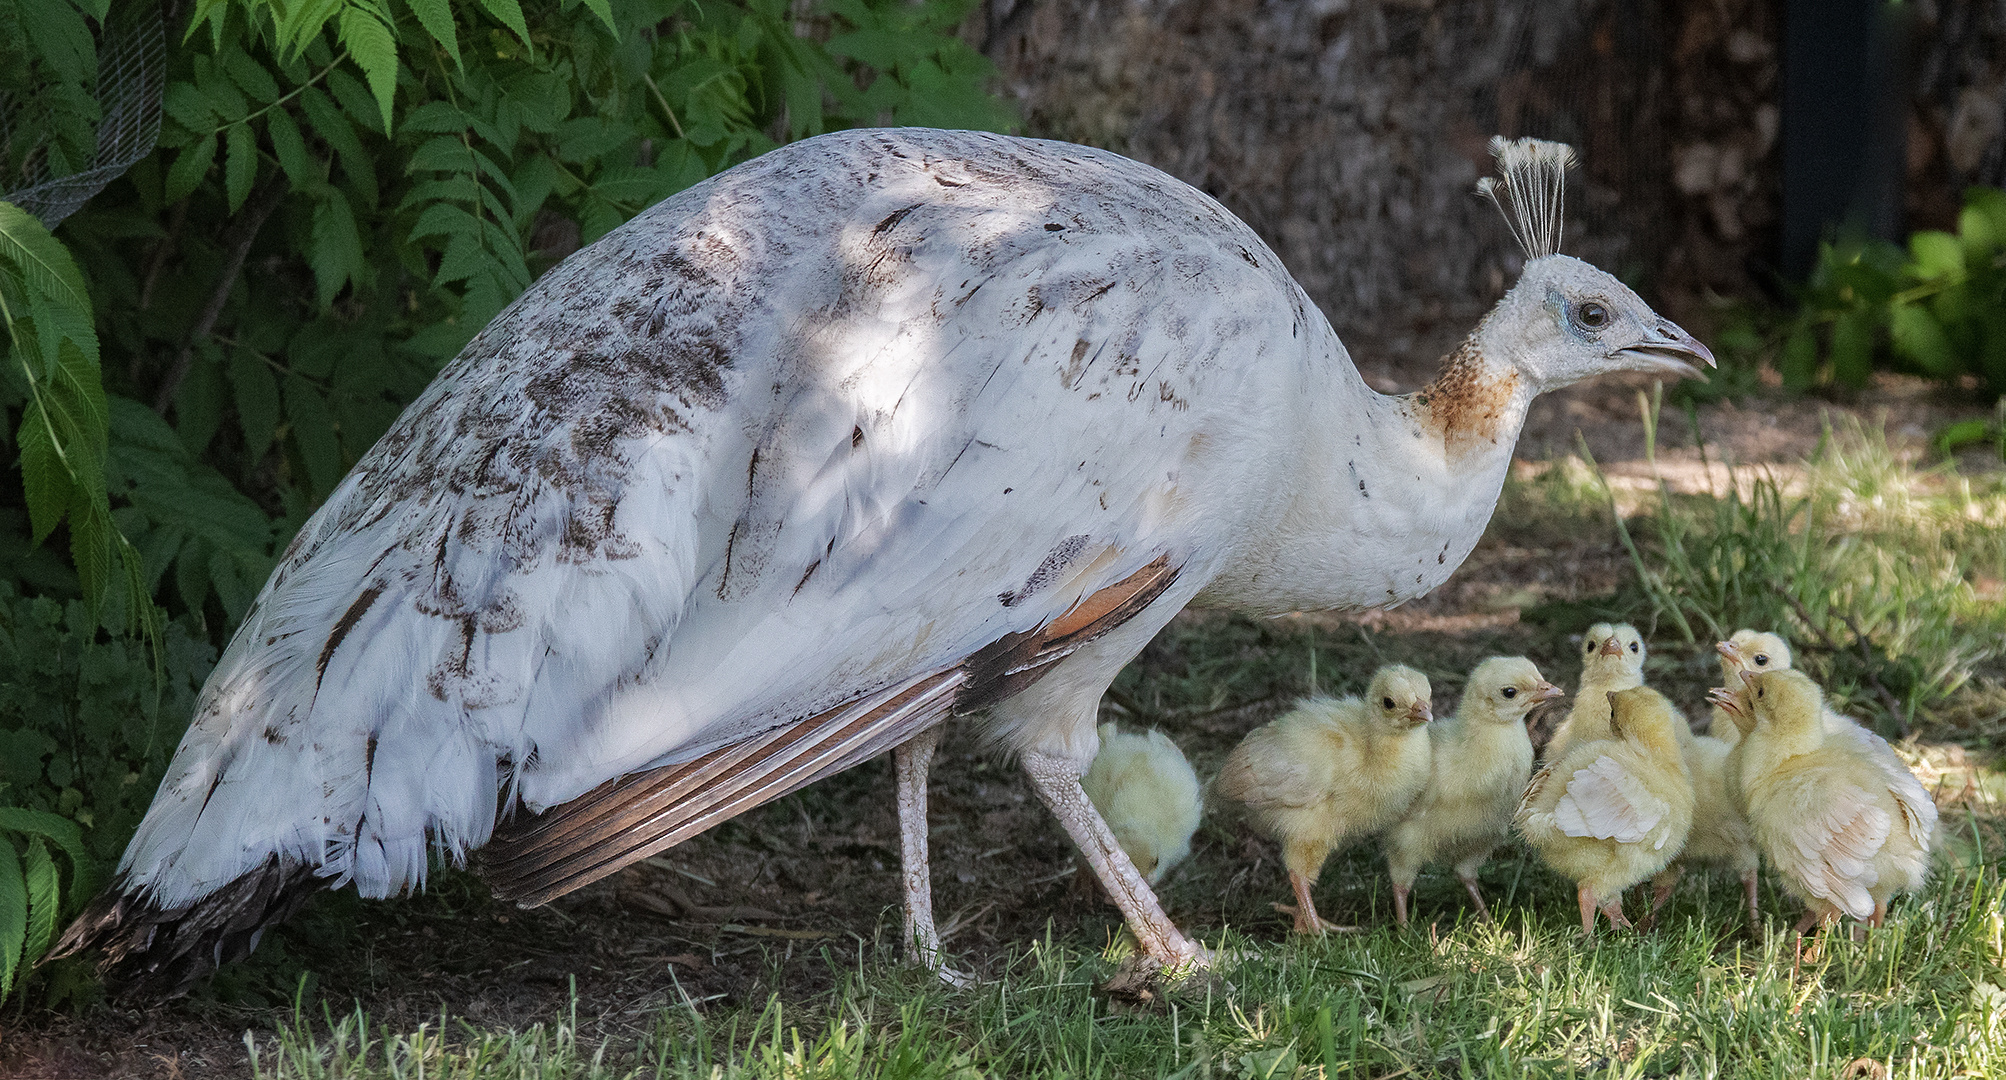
[1613,319,1717,379]
[1407,701,1433,724]
[1533,681,1565,703]
[1706,686,1743,716]
[1598,638,1625,657]
[1715,640,1742,663]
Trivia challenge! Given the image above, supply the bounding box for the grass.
[248,863,2006,1078]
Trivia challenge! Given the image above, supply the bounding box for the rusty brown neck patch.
[1412,336,1523,458]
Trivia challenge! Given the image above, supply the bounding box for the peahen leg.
[894,728,969,986]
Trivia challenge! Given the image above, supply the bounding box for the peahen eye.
[1501,686,1518,699]
[1575,301,1610,330]
[1382,697,1395,710]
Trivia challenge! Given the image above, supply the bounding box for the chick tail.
[47,857,321,998]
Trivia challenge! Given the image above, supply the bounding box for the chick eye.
[1628,642,1639,653]
[1753,654,1769,666]
[1501,686,1518,699]
[1382,697,1395,710]
[1573,300,1610,331]
[1585,640,1596,652]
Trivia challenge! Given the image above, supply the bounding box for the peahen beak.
[1613,319,1716,378]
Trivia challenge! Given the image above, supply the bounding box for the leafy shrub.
[0,581,216,1002]
[1780,186,2006,395]
[0,0,1013,1004]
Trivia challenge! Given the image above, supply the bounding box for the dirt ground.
[3,359,2000,1079]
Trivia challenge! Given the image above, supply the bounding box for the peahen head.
[1469,137,1713,392]
[1481,254,1714,393]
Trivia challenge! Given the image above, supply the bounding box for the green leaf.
[1829,308,1876,388]
[284,375,342,498]
[1907,231,1962,282]
[21,838,57,964]
[338,5,401,134]
[1963,186,2006,261]
[0,835,21,1000]
[225,50,283,104]
[0,203,91,311]
[224,123,259,212]
[1890,302,1956,376]
[577,0,617,34]
[163,82,219,135]
[1935,419,1993,456]
[165,134,220,204]
[476,0,534,55]
[309,189,365,307]
[16,401,73,545]
[1780,322,1819,388]
[228,349,282,456]
[266,108,314,187]
[404,0,463,68]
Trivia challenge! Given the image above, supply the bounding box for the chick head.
[1715,629,1793,687]
[1581,622,1646,679]
[1483,256,1715,393]
[1367,664,1434,729]
[1605,685,1684,746]
[1741,668,1825,737]
[1704,684,1755,735]
[1463,656,1563,725]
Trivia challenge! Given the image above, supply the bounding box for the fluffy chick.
[1543,623,1648,762]
[1216,665,1433,934]
[1386,657,1554,927]
[1516,686,1694,936]
[1712,670,1936,936]
[1081,723,1203,885]
[1713,629,1931,817]
[1710,630,1793,747]
[1646,730,1760,932]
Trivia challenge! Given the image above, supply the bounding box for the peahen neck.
[1201,324,1535,616]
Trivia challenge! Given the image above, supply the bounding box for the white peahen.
[57,129,1710,990]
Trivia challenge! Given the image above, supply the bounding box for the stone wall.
[974,0,2003,365]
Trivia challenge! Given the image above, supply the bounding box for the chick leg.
[1598,894,1633,932]
[894,728,969,987]
[1021,750,1206,968]
[1392,883,1411,929]
[1457,873,1493,925]
[1741,870,1760,931]
[1273,868,1354,935]
[1641,864,1682,931]
[1868,900,1887,930]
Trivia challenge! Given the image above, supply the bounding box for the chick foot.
[1457,872,1494,925]
[1276,870,1357,934]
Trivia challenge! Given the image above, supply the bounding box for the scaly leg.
[1578,883,1598,938]
[1271,869,1355,935]
[1598,893,1633,932]
[1392,881,1411,928]
[1021,749,1206,968]
[1641,864,1681,931]
[1458,872,1493,925]
[894,728,968,986]
[1741,870,1760,931]
[1868,899,1887,930]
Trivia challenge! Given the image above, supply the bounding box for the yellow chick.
[1543,623,1648,762]
[1386,657,1555,927]
[1713,628,1931,816]
[1516,686,1694,937]
[1081,723,1204,885]
[1216,665,1433,934]
[1710,630,1792,747]
[1645,730,1760,931]
[1712,670,1936,936]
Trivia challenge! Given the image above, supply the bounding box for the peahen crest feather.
[1476,136,1576,260]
